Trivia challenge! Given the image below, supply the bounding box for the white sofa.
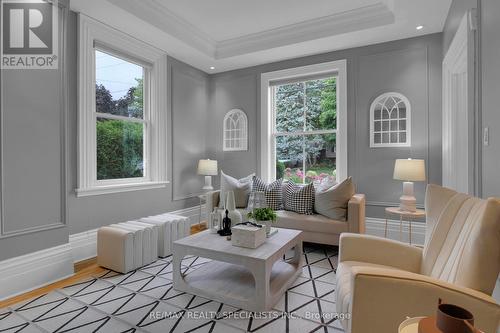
[335,184,500,333]
[205,190,365,246]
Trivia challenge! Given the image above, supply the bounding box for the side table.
[385,207,425,245]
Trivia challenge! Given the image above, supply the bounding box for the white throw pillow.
[314,177,355,220]
[219,171,254,208]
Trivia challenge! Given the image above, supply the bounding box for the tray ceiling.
[71,0,452,73]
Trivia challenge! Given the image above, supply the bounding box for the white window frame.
[260,60,348,183]
[369,92,411,148]
[77,15,168,197]
[223,109,248,151]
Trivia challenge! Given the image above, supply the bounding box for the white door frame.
[442,11,477,195]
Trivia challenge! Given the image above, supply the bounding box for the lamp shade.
[393,159,426,181]
[197,159,218,176]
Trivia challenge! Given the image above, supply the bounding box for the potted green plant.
[247,207,277,236]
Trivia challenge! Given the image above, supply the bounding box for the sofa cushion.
[275,210,349,234]
[219,171,254,208]
[315,177,355,221]
[252,177,283,210]
[283,182,315,215]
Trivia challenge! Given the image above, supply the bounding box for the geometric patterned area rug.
[0,244,345,333]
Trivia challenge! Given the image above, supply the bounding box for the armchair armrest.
[205,190,220,214]
[339,233,422,273]
[347,194,365,233]
[347,267,500,333]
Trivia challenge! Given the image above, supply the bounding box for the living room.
[0,0,499,332]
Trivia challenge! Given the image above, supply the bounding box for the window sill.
[75,181,169,197]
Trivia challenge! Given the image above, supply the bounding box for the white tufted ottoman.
[98,221,160,273]
[140,213,190,257]
[97,226,136,274]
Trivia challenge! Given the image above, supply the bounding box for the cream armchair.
[336,184,500,333]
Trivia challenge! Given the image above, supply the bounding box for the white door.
[442,11,477,194]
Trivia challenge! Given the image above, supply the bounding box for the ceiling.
[159,0,387,41]
[71,0,452,73]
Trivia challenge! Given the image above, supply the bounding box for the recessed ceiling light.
[210,66,215,70]
[416,25,424,30]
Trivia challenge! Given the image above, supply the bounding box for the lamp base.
[399,181,417,212]
[202,175,214,191]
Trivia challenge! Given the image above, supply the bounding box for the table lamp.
[393,158,426,212]
[197,159,218,191]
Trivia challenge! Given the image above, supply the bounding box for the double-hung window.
[272,77,337,184]
[77,16,167,196]
[95,49,148,181]
[261,61,347,183]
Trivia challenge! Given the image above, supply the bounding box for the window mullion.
[302,82,307,184]
[303,81,307,132]
[95,112,146,124]
[273,129,336,137]
[302,135,306,184]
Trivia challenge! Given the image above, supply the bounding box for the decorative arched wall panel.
[370,92,411,148]
[223,109,248,151]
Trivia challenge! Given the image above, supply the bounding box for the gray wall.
[0,11,211,260]
[210,34,443,218]
[0,4,70,261]
[480,0,500,198]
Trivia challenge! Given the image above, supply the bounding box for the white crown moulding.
[107,0,395,60]
[215,3,395,59]
[107,0,217,57]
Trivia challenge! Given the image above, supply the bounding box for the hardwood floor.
[0,263,107,309]
[0,222,208,309]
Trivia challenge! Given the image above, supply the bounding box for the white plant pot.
[260,220,272,236]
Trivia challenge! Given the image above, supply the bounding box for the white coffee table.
[172,228,303,312]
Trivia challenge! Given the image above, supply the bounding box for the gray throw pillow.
[314,177,355,220]
[219,171,254,208]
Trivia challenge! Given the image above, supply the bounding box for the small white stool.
[97,226,136,273]
[109,223,149,268]
[125,221,159,262]
[140,213,190,257]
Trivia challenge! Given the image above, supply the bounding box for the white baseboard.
[0,244,74,301]
[170,205,207,226]
[69,228,98,263]
[366,217,425,246]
